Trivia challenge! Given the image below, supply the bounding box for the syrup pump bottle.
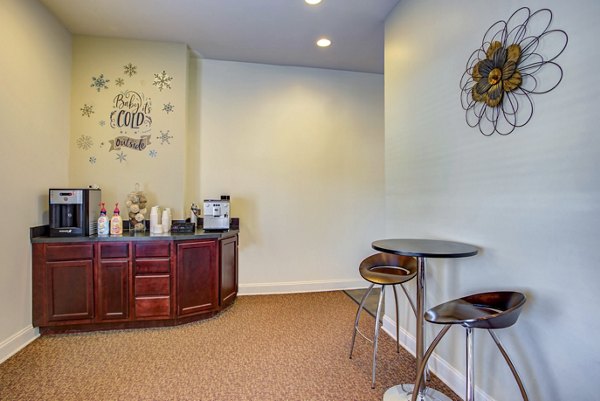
[97,202,109,236]
[110,203,123,235]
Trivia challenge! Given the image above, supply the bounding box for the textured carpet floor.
[344,288,381,317]
[0,291,459,401]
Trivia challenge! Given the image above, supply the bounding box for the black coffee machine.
[49,188,101,237]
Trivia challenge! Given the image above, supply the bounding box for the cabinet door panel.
[100,243,129,259]
[220,236,238,306]
[135,242,170,258]
[46,260,94,322]
[177,241,217,316]
[135,275,170,296]
[135,297,170,318]
[134,258,171,274]
[97,259,129,321]
[46,244,93,261]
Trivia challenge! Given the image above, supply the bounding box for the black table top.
[372,239,479,259]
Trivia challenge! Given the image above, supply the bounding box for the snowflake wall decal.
[149,149,158,158]
[90,74,110,92]
[153,70,173,91]
[99,120,106,127]
[76,135,94,150]
[80,104,94,117]
[115,78,125,87]
[162,103,174,114]
[89,156,97,164]
[116,151,127,163]
[157,130,173,145]
[124,63,137,77]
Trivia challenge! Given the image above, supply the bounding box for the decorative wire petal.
[486,41,503,59]
[472,85,484,103]
[475,78,492,95]
[460,6,566,136]
[503,70,521,92]
[478,59,495,75]
[506,44,521,63]
[492,47,507,68]
[502,61,517,80]
[486,83,504,107]
[472,62,483,81]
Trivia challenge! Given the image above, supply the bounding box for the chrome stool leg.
[392,285,400,353]
[399,282,417,316]
[372,285,386,388]
[410,325,452,401]
[349,284,375,359]
[411,327,526,401]
[488,330,529,401]
[351,253,418,389]
[411,291,529,401]
[466,327,475,401]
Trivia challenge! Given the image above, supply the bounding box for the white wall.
[196,60,385,293]
[384,1,600,400]
[0,0,71,361]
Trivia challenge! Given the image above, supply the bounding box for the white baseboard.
[238,278,366,295]
[0,325,39,364]
[382,315,495,401]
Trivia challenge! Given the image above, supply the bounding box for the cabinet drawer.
[135,242,170,258]
[135,259,171,274]
[135,297,170,318]
[135,275,170,296]
[46,244,93,261]
[100,243,129,259]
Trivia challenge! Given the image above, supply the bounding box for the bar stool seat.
[411,291,529,401]
[349,253,417,388]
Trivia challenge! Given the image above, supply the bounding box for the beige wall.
[385,1,600,400]
[70,36,189,218]
[0,0,71,361]
[1,3,385,361]
[196,60,385,292]
[0,28,385,359]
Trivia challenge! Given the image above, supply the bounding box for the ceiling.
[40,0,400,74]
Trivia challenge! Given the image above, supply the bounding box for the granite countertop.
[30,224,239,243]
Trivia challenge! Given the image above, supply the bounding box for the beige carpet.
[0,291,459,401]
[344,288,381,317]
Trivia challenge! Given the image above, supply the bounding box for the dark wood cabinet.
[32,243,95,326]
[97,243,130,321]
[32,234,237,334]
[219,235,238,307]
[176,240,218,316]
[46,259,94,322]
[133,241,173,320]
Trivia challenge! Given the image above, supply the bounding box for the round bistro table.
[372,239,479,401]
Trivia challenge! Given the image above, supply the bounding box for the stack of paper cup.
[161,208,171,233]
[150,206,160,233]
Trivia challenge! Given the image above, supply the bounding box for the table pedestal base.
[383,384,453,401]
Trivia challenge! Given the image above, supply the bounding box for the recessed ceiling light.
[316,38,332,47]
[305,0,322,5]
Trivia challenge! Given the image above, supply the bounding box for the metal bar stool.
[349,253,418,388]
[410,291,529,401]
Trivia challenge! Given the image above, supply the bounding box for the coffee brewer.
[49,188,101,237]
[203,196,230,230]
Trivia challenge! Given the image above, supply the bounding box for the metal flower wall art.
[460,7,568,136]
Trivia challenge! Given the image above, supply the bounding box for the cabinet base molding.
[38,308,226,335]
